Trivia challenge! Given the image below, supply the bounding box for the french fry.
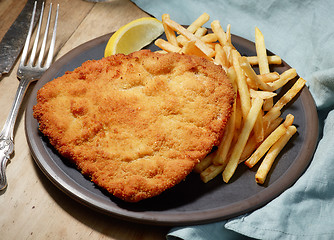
[195,27,208,37]
[233,95,242,125]
[226,24,231,45]
[268,68,297,91]
[194,153,214,173]
[240,116,283,162]
[178,28,207,46]
[214,44,228,67]
[161,14,178,46]
[246,55,282,65]
[232,50,251,119]
[250,89,277,99]
[265,117,284,135]
[187,12,210,33]
[245,123,287,168]
[246,77,258,90]
[258,72,280,83]
[201,33,217,42]
[154,38,181,53]
[269,77,306,112]
[213,99,236,165]
[211,20,228,46]
[205,42,216,50]
[164,18,215,57]
[263,107,281,131]
[255,125,297,184]
[223,45,233,65]
[263,97,274,112]
[201,163,225,183]
[176,35,189,46]
[283,113,294,127]
[155,50,168,54]
[251,91,265,144]
[239,134,258,162]
[255,27,270,74]
[254,107,264,142]
[239,56,274,91]
[181,40,212,60]
[223,97,264,183]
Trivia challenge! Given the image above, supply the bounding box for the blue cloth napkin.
[131,1,334,239]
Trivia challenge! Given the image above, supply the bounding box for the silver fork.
[0,1,59,190]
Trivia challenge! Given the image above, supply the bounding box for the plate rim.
[25,33,319,226]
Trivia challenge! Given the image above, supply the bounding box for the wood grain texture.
[0,0,168,239]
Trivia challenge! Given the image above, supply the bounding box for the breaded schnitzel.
[33,50,235,202]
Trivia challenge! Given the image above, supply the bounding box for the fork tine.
[20,1,37,66]
[44,4,59,69]
[28,2,45,66]
[37,3,52,67]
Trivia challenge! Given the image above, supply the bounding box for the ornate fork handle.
[0,138,14,190]
[0,78,31,190]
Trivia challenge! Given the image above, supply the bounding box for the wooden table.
[0,0,170,238]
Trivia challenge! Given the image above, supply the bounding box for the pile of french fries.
[155,13,306,184]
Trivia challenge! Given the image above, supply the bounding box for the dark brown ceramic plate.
[25,32,318,226]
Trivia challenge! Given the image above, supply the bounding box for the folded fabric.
[309,68,334,109]
[131,0,334,239]
[168,221,253,240]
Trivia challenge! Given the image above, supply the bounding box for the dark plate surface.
[25,32,319,226]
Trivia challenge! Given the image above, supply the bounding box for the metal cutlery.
[0,1,59,190]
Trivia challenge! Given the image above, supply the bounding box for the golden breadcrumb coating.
[33,50,235,202]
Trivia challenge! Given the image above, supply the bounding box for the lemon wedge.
[104,17,164,57]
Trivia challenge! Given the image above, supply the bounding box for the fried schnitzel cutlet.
[33,50,235,202]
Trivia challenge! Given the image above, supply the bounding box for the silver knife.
[0,0,42,77]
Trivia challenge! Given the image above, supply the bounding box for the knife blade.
[0,0,42,77]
